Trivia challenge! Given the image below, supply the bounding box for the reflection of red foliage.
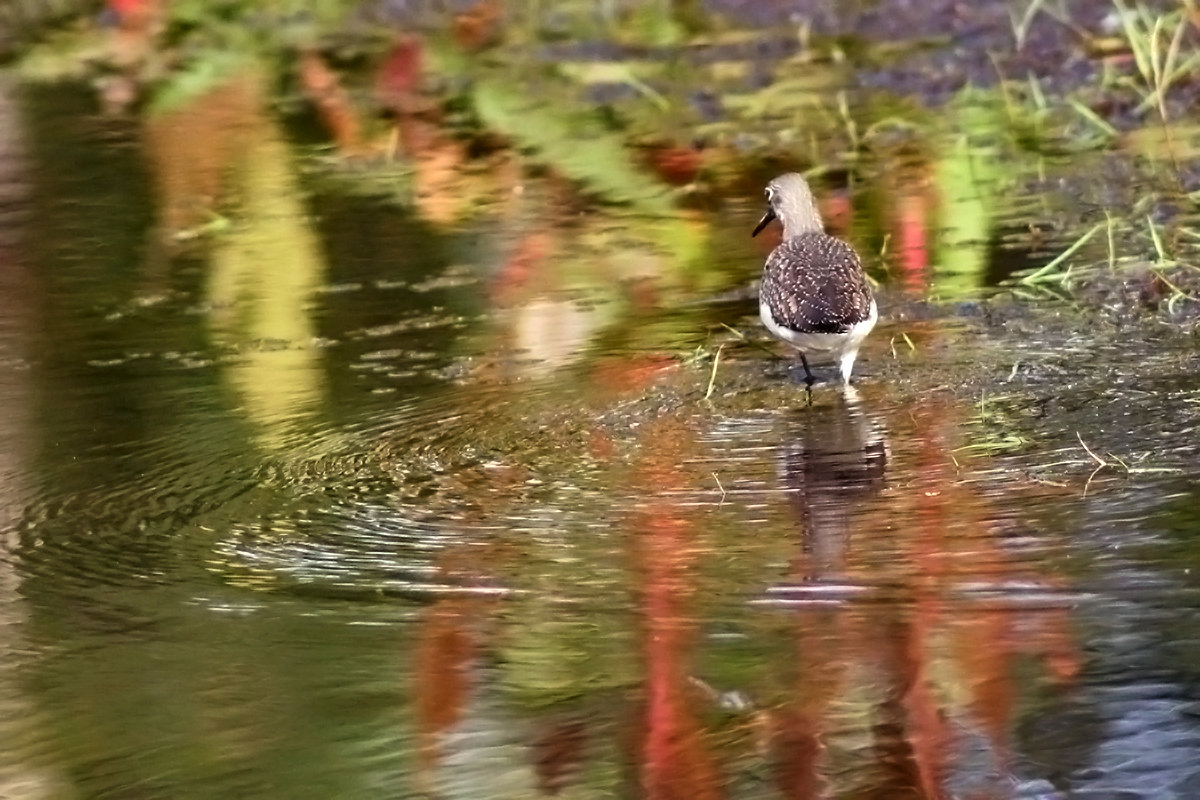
[644,145,704,186]
[905,398,1080,795]
[902,622,952,800]
[375,36,452,163]
[532,720,588,796]
[413,546,506,785]
[375,37,425,116]
[588,429,616,461]
[1042,613,1082,683]
[108,0,159,26]
[896,192,930,291]
[631,419,723,800]
[770,708,822,800]
[906,405,968,797]
[415,597,477,774]
[104,0,163,90]
[639,503,723,800]
[770,382,1081,798]
[820,192,852,237]
[492,232,553,305]
[591,355,677,397]
[298,50,363,154]
[453,0,503,51]
[144,75,263,235]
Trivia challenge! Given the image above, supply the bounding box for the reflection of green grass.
[472,79,674,214]
[929,94,1005,298]
[955,392,1030,456]
[17,0,1200,314]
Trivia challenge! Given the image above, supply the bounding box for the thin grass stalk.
[1114,0,1152,84]
[1020,222,1105,284]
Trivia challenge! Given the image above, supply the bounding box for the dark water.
[2,80,1200,800]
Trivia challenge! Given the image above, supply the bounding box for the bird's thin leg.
[799,353,815,386]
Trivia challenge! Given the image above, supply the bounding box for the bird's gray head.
[751,172,823,239]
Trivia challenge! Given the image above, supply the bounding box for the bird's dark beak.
[751,207,777,238]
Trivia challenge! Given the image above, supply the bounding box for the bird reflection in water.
[750,387,891,800]
[757,389,1080,800]
[771,386,887,601]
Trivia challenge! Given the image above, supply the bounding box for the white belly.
[759,298,878,382]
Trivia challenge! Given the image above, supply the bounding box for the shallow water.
[2,79,1200,800]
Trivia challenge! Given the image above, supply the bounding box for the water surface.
[1,76,1200,800]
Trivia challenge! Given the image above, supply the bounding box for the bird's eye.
[764,188,774,202]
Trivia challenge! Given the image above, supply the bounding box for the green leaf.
[148,50,254,115]
[471,79,674,214]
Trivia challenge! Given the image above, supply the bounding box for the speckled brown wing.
[760,234,873,334]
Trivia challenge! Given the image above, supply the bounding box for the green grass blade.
[1019,222,1104,284]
